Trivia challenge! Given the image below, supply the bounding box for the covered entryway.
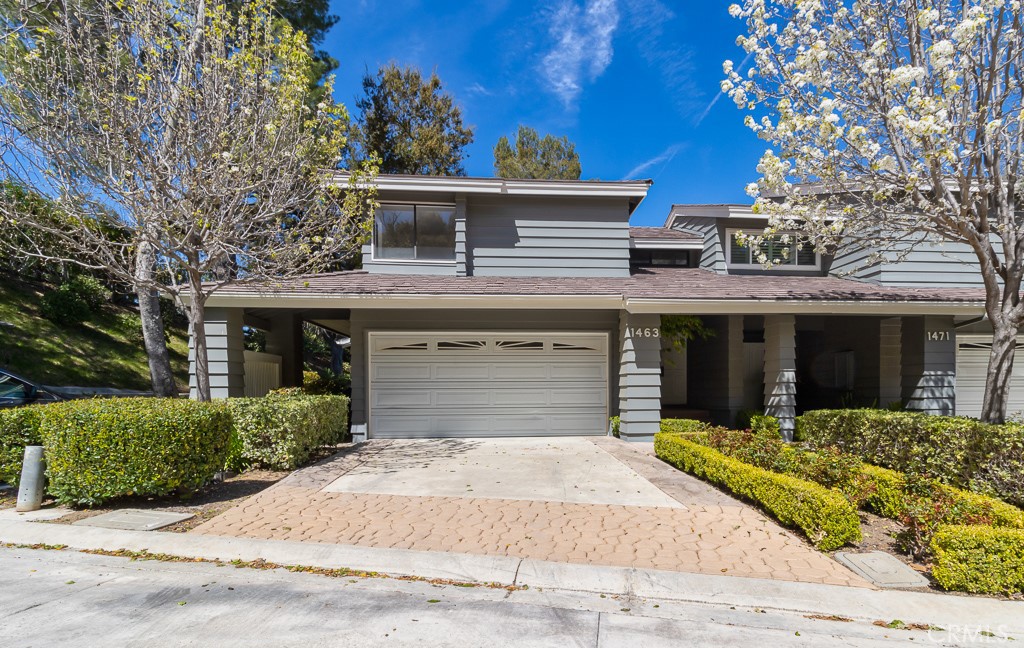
[956,335,1024,417]
[368,332,609,438]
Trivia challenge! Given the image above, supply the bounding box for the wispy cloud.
[465,82,494,97]
[625,0,703,120]
[539,0,620,109]
[694,51,754,127]
[623,143,686,179]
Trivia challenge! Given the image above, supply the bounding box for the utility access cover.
[834,551,930,588]
[73,509,193,531]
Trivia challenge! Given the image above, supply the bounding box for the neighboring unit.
[192,174,995,442]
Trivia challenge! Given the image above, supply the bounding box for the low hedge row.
[655,432,862,550]
[225,394,349,471]
[931,525,1024,595]
[660,418,716,436]
[796,409,1024,507]
[861,464,1024,530]
[0,406,44,485]
[39,398,233,506]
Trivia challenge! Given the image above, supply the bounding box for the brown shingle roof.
[215,267,983,304]
[629,226,702,243]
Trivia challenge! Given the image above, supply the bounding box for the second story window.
[726,229,819,269]
[374,204,456,261]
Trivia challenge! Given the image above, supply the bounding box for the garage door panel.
[957,338,1024,418]
[432,364,492,380]
[372,364,432,380]
[551,364,608,380]
[491,364,550,380]
[369,332,608,438]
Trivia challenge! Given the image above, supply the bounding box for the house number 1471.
[628,328,660,338]
[927,331,950,341]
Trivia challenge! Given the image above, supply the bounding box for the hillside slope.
[0,279,190,390]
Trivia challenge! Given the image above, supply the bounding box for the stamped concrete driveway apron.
[193,437,869,588]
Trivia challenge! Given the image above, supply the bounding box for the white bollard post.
[16,445,45,512]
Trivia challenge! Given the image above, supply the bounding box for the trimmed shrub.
[655,432,862,550]
[65,275,110,311]
[931,525,1024,595]
[750,414,780,437]
[609,416,620,437]
[796,409,1024,507]
[860,464,1024,529]
[40,285,90,325]
[39,398,232,506]
[697,426,874,506]
[0,406,44,485]
[660,418,716,436]
[225,394,349,471]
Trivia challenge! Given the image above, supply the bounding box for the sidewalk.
[2,511,1021,634]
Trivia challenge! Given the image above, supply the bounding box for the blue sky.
[324,0,761,226]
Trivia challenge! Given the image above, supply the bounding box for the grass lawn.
[0,279,189,390]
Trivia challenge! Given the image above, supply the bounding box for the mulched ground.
[37,469,291,533]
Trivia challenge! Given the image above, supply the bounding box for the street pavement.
[0,546,995,647]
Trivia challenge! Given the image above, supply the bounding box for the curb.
[1,516,1022,632]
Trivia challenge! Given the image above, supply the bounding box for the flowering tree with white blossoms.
[724,0,1023,423]
[0,0,376,401]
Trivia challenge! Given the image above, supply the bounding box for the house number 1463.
[628,327,660,338]
[927,331,950,341]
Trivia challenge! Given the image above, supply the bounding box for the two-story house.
[196,174,992,442]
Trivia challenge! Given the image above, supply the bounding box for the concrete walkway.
[191,437,868,588]
[1,546,1003,648]
[1,518,1022,640]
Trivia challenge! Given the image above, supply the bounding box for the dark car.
[0,369,64,409]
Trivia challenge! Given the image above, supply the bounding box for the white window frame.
[725,228,821,270]
[371,202,458,265]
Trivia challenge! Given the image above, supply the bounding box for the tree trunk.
[135,242,177,397]
[981,316,1018,423]
[188,286,211,402]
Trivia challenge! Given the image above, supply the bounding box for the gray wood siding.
[880,242,985,287]
[465,196,631,278]
[349,309,621,429]
[671,216,721,271]
[830,241,882,283]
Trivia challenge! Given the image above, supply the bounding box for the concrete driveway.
[193,437,869,588]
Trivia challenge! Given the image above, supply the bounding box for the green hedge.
[655,432,862,550]
[660,418,716,436]
[0,406,44,485]
[931,525,1024,594]
[796,409,1024,507]
[39,398,232,506]
[225,394,349,471]
[860,464,1024,529]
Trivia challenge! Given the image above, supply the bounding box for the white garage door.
[956,336,1024,418]
[368,332,609,438]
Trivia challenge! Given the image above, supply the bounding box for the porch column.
[190,307,245,399]
[879,317,902,408]
[764,314,797,440]
[902,315,956,415]
[618,312,662,442]
[264,313,303,387]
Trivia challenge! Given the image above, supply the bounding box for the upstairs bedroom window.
[374,204,456,261]
[726,229,819,269]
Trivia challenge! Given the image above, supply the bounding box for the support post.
[265,313,303,388]
[764,314,797,440]
[879,317,902,408]
[190,307,245,399]
[902,315,956,415]
[618,312,663,442]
